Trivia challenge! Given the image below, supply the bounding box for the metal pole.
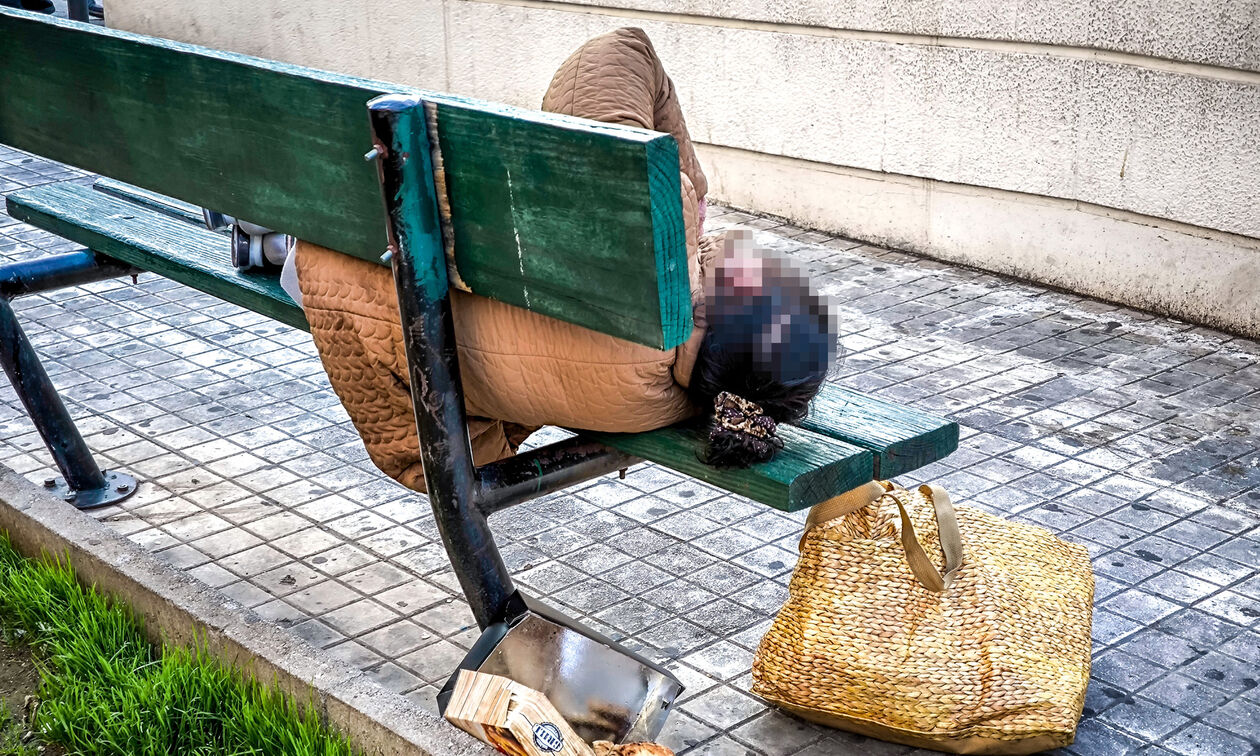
[0,251,139,509]
[0,296,104,491]
[0,249,134,300]
[476,437,636,516]
[66,0,88,21]
[367,94,515,628]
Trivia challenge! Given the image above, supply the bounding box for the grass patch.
[0,536,355,755]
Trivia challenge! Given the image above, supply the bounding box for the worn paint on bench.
[803,384,960,478]
[9,182,960,513]
[7,183,308,331]
[0,9,690,350]
[585,424,874,512]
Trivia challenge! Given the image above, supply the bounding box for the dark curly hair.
[689,232,837,468]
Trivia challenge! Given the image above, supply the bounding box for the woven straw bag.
[752,481,1094,755]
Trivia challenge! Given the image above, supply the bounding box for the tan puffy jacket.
[296,28,713,492]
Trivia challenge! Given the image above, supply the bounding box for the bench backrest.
[0,10,691,349]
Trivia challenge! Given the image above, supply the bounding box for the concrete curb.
[0,464,492,756]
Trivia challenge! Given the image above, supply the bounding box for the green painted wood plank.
[584,424,874,512]
[800,383,959,478]
[0,9,689,350]
[6,183,308,332]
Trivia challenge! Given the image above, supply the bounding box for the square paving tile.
[321,598,400,637]
[679,685,765,732]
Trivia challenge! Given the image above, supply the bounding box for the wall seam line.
[457,0,1260,85]
[694,141,1260,250]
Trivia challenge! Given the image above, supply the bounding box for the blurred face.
[708,229,770,302]
[714,247,766,299]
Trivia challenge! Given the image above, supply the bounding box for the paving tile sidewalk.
[1,143,1258,756]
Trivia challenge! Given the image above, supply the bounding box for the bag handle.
[804,482,964,593]
[886,484,964,592]
[801,480,887,547]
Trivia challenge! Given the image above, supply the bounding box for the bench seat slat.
[9,182,956,513]
[584,425,873,513]
[803,384,959,478]
[93,178,208,228]
[7,184,867,512]
[6,183,307,332]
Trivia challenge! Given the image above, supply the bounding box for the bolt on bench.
[0,9,958,743]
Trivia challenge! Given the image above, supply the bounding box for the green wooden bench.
[0,8,957,738]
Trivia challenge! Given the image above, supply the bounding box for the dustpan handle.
[887,484,964,592]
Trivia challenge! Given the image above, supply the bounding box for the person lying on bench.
[290,28,838,491]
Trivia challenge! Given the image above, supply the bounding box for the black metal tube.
[476,438,637,516]
[0,249,135,301]
[368,94,516,629]
[0,296,106,492]
[66,0,88,21]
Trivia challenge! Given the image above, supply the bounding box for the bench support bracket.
[370,95,518,628]
[0,250,140,509]
[368,97,646,629]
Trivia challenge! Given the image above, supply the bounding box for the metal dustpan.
[437,594,683,744]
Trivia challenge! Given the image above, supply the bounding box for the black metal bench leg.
[0,251,139,509]
[369,95,517,629]
[368,99,685,739]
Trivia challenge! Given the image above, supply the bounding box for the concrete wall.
[108,0,1260,337]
